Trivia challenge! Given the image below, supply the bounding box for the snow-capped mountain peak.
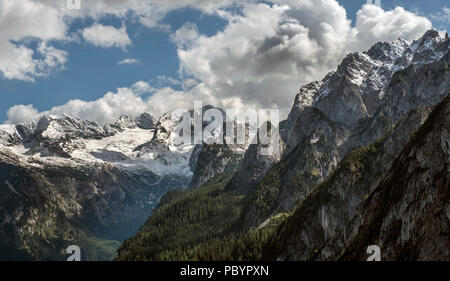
[305,30,449,120]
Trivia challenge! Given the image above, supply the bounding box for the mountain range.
[0,29,448,261]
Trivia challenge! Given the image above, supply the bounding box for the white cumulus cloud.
[82,23,131,49]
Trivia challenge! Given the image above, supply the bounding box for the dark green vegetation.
[116,168,291,261]
[117,174,244,260]
[135,219,282,261]
[169,213,288,261]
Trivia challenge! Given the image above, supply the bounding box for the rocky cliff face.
[238,29,450,229]
[226,123,285,196]
[188,143,245,189]
[337,94,449,261]
[188,120,254,189]
[265,93,449,261]
[263,103,434,260]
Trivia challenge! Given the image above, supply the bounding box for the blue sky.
[0,0,449,124]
